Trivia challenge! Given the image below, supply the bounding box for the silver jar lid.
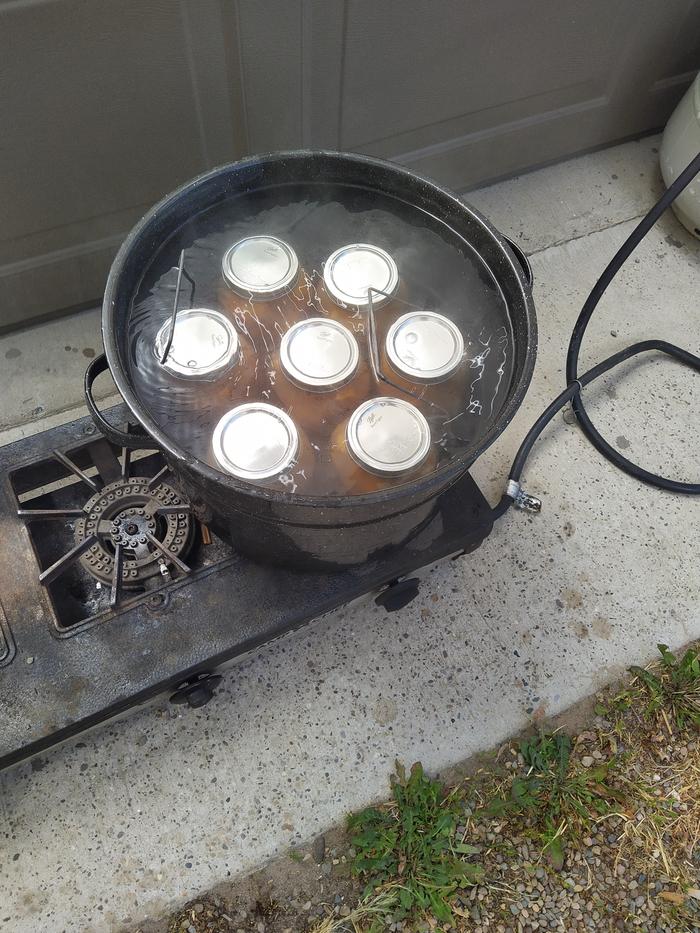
[386,311,464,382]
[323,243,398,308]
[212,403,299,480]
[222,235,299,299]
[154,308,239,377]
[279,318,359,390]
[346,397,431,475]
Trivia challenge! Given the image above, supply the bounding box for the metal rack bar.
[52,450,101,493]
[144,530,192,575]
[365,287,447,414]
[89,438,122,485]
[17,508,86,520]
[154,504,192,516]
[110,543,123,608]
[38,534,98,585]
[121,447,132,480]
[159,250,196,365]
[148,465,171,490]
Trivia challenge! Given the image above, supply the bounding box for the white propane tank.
[660,72,700,238]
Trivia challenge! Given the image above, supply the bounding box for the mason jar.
[378,310,468,417]
[329,396,438,494]
[272,317,372,437]
[153,305,262,404]
[210,402,314,492]
[219,235,304,342]
[319,243,403,331]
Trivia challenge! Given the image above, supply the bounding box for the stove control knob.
[375,577,420,613]
[169,673,223,709]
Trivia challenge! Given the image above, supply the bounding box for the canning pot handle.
[502,235,534,290]
[84,354,157,449]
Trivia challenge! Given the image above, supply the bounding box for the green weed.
[629,643,700,730]
[347,761,483,928]
[481,731,624,869]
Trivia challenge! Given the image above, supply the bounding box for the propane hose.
[497,148,700,519]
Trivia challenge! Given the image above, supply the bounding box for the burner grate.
[10,437,227,632]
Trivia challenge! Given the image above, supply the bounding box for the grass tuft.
[311,889,401,933]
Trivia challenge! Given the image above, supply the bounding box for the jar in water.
[211,402,313,491]
[378,310,468,417]
[273,317,372,437]
[153,306,261,406]
[219,235,304,347]
[320,244,402,330]
[329,396,438,495]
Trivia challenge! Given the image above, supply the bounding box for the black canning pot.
[87,151,537,571]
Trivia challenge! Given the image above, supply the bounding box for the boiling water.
[127,182,515,496]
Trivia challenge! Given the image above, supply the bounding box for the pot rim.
[102,149,537,510]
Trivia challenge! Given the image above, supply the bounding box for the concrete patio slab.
[467,134,664,254]
[0,135,698,933]
[0,306,115,440]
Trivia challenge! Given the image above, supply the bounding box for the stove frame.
[0,404,494,772]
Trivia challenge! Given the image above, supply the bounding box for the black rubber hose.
[565,148,700,495]
[495,149,700,518]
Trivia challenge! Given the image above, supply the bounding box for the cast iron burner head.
[75,476,193,589]
[16,438,196,609]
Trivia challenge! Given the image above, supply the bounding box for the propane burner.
[74,477,193,589]
[15,436,198,612]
